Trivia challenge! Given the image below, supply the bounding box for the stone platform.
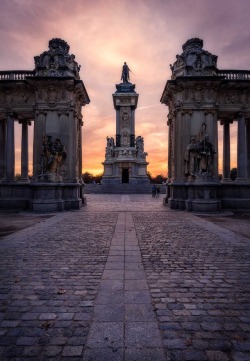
[0,195,250,361]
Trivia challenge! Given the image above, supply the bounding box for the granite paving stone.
[0,194,250,360]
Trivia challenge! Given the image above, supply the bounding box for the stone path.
[0,194,249,361]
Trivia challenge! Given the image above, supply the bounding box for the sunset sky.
[1,0,249,176]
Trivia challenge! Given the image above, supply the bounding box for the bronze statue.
[121,62,130,83]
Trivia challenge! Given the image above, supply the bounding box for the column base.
[221,178,232,183]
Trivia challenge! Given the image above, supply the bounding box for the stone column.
[167,115,172,180]
[236,113,247,181]
[221,119,232,182]
[246,119,250,180]
[131,109,135,135]
[6,113,15,181]
[0,119,6,181]
[115,109,120,146]
[19,119,31,182]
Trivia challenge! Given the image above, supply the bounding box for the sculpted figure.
[184,137,198,175]
[136,136,147,158]
[197,134,216,174]
[184,133,216,176]
[121,62,130,83]
[105,136,114,158]
[40,136,67,174]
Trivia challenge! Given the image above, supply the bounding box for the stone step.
[84,183,166,194]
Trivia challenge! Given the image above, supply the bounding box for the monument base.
[164,180,250,212]
[0,182,85,212]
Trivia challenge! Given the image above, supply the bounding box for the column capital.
[181,109,192,115]
[204,108,217,115]
[220,118,234,126]
[18,118,32,126]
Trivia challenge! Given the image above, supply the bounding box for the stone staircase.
[84,183,166,194]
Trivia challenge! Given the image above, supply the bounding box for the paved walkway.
[0,195,250,361]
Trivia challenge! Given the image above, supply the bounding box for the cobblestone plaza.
[0,195,249,360]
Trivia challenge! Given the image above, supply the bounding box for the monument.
[161,38,250,211]
[101,63,149,185]
[0,38,90,211]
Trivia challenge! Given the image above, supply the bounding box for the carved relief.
[122,131,129,146]
[191,85,204,104]
[120,107,131,129]
[224,92,237,104]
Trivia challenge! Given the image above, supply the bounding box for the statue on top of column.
[121,62,130,83]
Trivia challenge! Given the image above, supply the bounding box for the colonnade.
[220,114,250,182]
[0,114,32,182]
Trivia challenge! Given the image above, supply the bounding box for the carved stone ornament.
[34,38,81,79]
[40,135,67,176]
[121,107,131,128]
[170,38,218,79]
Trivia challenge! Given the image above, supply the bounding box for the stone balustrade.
[0,71,34,81]
[218,70,250,80]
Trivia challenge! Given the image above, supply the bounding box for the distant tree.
[15,173,21,181]
[82,172,103,184]
[148,173,167,184]
[230,168,237,181]
[82,172,94,184]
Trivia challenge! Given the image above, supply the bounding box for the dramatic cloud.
[1,0,249,175]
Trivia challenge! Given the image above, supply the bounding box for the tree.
[82,172,103,184]
[82,172,93,184]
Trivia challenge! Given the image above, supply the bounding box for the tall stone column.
[236,113,247,181]
[0,119,6,181]
[221,119,232,182]
[246,119,250,180]
[19,119,31,182]
[131,109,135,135]
[6,113,15,181]
[167,117,172,180]
[115,109,120,146]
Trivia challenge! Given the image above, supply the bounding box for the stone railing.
[218,70,250,80]
[0,71,34,81]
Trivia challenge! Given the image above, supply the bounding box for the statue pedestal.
[30,183,83,212]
